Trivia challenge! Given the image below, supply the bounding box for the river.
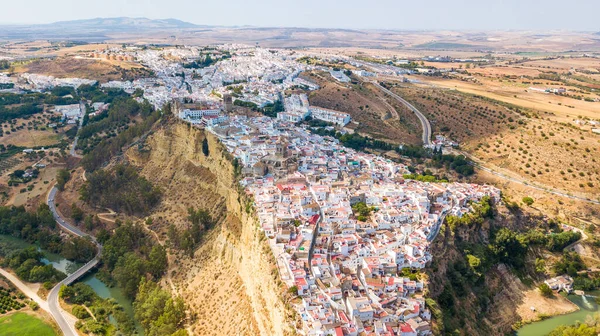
[0,234,140,333]
[517,291,600,336]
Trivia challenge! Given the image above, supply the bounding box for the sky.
[1,0,599,31]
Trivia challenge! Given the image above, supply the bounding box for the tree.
[522,196,535,206]
[490,228,527,268]
[535,258,546,274]
[466,254,481,272]
[539,283,553,297]
[113,252,147,299]
[72,305,90,319]
[61,236,97,263]
[134,278,187,336]
[148,245,168,278]
[56,169,71,191]
[71,203,84,222]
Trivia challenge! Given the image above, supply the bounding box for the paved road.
[370,80,432,146]
[307,185,324,275]
[47,186,102,336]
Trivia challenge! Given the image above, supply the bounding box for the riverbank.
[515,288,579,325]
[517,291,600,335]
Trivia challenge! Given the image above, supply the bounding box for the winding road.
[369,80,432,146]
[47,186,102,336]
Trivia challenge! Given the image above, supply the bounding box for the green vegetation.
[7,168,39,186]
[233,99,258,109]
[134,278,187,336]
[522,196,535,206]
[430,150,474,177]
[0,286,26,314]
[432,198,585,333]
[403,172,449,183]
[538,283,553,297]
[310,127,395,151]
[61,236,96,263]
[0,85,95,133]
[553,252,586,277]
[351,202,376,222]
[548,315,600,336]
[77,83,129,104]
[182,52,229,69]
[80,164,161,216]
[60,283,135,335]
[55,169,71,191]
[79,99,165,172]
[0,205,97,265]
[0,312,57,336]
[260,100,284,118]
[2,247,65,283]
[167,208,215,256]
[101,221,168,297]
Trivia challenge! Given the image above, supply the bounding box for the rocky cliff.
[426,206,576,335]
[126,119,295,335]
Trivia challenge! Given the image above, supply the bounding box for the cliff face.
[127,119,294,336]
[426,208,575,335]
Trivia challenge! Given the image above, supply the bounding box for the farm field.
[0,312,57,336]
[8,166,58,207]
[386,83,600,198]
[418,75,600,122]
[1,129,62,148]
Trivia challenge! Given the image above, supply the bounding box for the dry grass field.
[1,129,62,148]
[385,83,600,199]
[9,166,58,207]
[414,57,600,125]
[1,112,70,148]
[12,57,151,82]
[420,75,600,123]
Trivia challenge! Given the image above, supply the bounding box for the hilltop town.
[1,38,599,336]
[206,114,499,335]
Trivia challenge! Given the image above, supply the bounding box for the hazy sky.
[1,0,599,31]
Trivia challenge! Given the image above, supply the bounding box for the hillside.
[302,71,422,145]
[13,57,152,83]
[426,202,579,335]
[125,119,295,335]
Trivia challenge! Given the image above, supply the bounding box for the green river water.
[517,291,600,336]
[0,234,140,333]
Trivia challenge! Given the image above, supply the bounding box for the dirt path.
[0,268,50,312]
[141,219,177,294]
[83,305,96,321]
[96,209,117,223]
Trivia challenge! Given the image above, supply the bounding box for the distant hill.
[48,17,202,30]
[0,17,207,41]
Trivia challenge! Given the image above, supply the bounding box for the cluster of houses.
[206,115,501,336]
[529,86,567,94]
[54,104,82,125]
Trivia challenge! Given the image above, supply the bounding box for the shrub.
[522,197,534,206]
[538,283,553,297]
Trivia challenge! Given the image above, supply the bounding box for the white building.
[309,106,352,126]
